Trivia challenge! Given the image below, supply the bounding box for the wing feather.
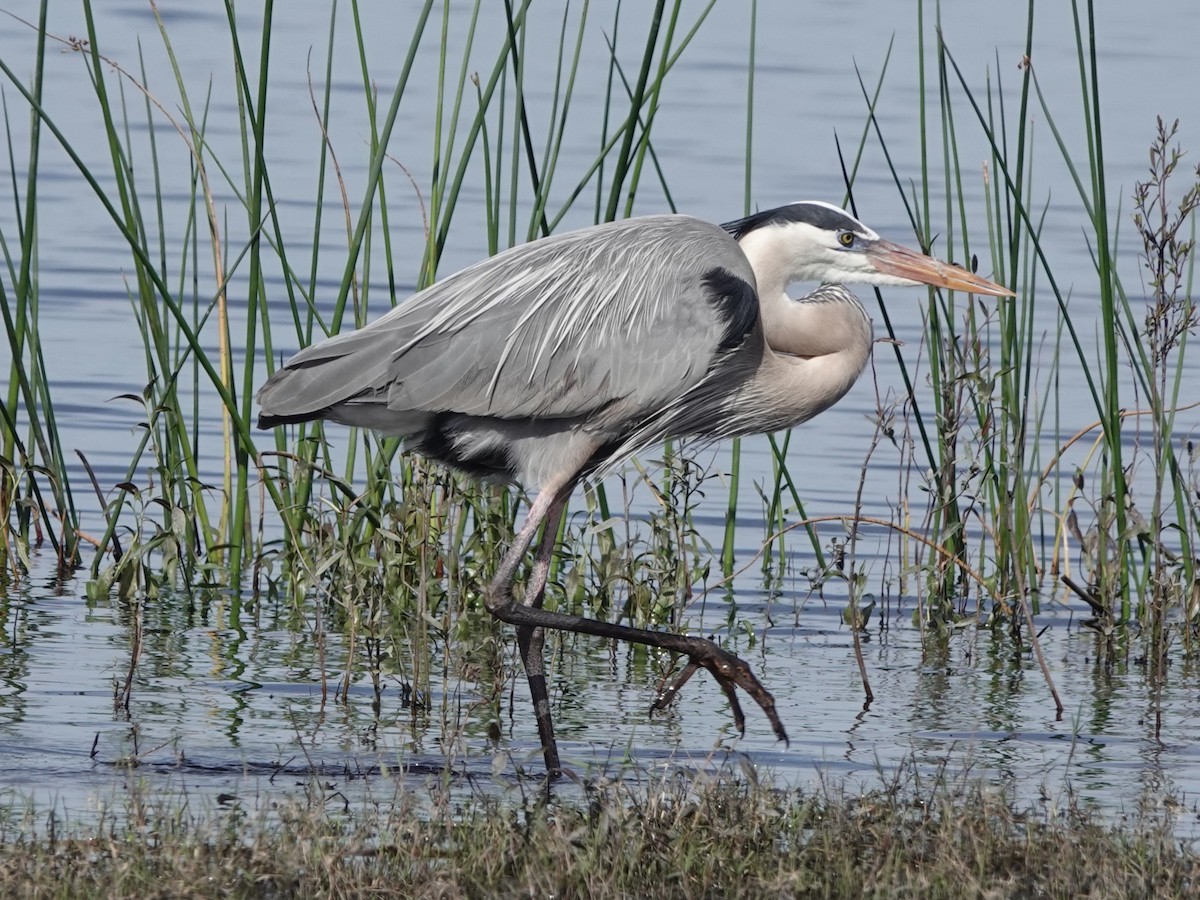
[258,215,758,435]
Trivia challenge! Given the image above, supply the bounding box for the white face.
[772,203,926,288]
[792,227,879,283]
[732,201,1016,297]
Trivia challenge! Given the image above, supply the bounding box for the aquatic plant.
[0,0,1196,733]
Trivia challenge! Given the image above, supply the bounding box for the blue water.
[1,0,1199,832]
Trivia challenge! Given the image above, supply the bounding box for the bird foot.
[487,598,789,747]
[651,636,789,746]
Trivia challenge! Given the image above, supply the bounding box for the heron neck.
[723,227,875,429]
[745,286,874,429]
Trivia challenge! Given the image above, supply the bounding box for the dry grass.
[0,764,1195,899]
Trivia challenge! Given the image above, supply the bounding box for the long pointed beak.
[868,239,1015,297]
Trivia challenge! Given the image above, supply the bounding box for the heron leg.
[515,492,569,776]
[485,478,574,776]
[488,577,789,751]
[485,477,789,771]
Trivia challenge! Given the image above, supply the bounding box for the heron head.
[723,201,1014,297]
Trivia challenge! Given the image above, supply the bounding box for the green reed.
[2,0,1197,680]
[0,3,80,573]
[873,0,1200,654]
[73,0,714,628]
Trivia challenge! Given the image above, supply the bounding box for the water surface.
[1,0,1199,831]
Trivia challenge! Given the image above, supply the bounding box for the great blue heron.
[257,201,1013,775]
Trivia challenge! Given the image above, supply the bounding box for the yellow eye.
[838,231,855,247]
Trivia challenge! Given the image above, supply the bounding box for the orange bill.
[868,239,1015,297]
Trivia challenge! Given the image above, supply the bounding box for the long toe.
[650,637,789,746]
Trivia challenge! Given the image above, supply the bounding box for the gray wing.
[257,215,758,435]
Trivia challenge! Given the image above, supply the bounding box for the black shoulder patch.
[722,202,864,240]
[701,267,759,353]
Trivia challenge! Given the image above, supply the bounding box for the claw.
[652,660,699,711]
[648,636,789,746]
[716,677,747,735]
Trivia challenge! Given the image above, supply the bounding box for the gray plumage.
[257,201,1014,776]
[261,215,761,485]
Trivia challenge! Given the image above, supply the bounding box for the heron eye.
[838,231,855,247]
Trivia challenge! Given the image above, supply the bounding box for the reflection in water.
[0,535,1170,855]
[9,549,1200,837]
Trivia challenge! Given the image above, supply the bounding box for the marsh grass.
[834,0,1200,651]
[1,2,732,608]
[0,761,1195,898]
[1,0,1199,746]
